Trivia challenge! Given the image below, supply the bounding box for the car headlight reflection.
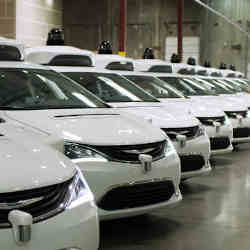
[64,142,108,163]
[66,168,94,209]
[225,115,231,125]
[164,139,176,156]
[196,124,205,137]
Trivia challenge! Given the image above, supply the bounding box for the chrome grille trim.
[0,176,75,229]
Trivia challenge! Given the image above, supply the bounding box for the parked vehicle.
[97,58,234,155]
[156,74,250,144]
[121,71,234,155]
[0,120,99,250]
[11,43,182,220]
[26,47,214,181]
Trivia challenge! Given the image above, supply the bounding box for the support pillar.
[119,0,127,56]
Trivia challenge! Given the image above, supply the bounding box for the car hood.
[0,123,76,193]
[220,94,250,107]
[4,108,166,146]
[158,98,225,117]
[189,96,248,112]
[109,102,199,128]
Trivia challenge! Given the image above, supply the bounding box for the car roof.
[25,46,95,65]
[52,65,115,74]
[0,61,51,70]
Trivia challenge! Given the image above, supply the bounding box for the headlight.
[224,115,231,125]
[247,111,250,118]
[64,142,108,163]
[196,124,205,137]
[66,168,94,209]
[164,138,176,155]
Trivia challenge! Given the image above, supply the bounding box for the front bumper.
[204,124,233,155]
[0,199,99,250]
[99,187,182,220]
[172,134,211,179]
[230,117,250,143]
[77,150,181,220]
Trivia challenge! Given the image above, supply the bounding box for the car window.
[0,69,108,110]
[159,76,215,96]
[201,79,234,94]
[48,55,93,67]
[125,75,183,99]
[0,45,22,61]
[106,62,134,71]
[64,72,159,103]
[148,65,172,73]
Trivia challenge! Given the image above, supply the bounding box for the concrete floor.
[100,144,250,250]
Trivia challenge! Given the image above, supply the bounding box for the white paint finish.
[0,121,99,249]
[25,46,95,65]
[0,122,76,192]
[1,41,182,220]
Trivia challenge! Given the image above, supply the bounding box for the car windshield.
[159,76,216,96]
[64,72,159,103]
[125,75,184,99]
[0,68,108,110]
[236,79,250,86]
[199,78,235,94]
[220,79,246,92]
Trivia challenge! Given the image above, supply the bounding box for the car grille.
[98,180,175,211]
[233,127,250,138]
[91,140,166,163]
[210,137,230,150]
[179,155,205,172]
[225,111,247,118]
[162,126,199,140]
[0,178,72,228]
[197,116,225,126]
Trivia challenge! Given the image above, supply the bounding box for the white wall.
[16,0,63,46]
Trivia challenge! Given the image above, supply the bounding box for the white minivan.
[0,120,99,250]
[156,74,250,145]
[3,41,182,220]
[133,59,235,154]
[26,46,212,181]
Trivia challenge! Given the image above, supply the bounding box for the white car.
[193,76,250,143]
[98,58,234,155]
[121,71,234,155]
[62,68,212,180]
[2,43,182,221]
[0,121,99,250]
[26,47,213,181]
[156,73,250,144]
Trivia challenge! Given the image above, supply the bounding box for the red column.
[177,0,184,62]
[119,0,127,56]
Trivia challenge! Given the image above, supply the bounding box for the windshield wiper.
[0,106,35,110]
[0,104,111,110]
